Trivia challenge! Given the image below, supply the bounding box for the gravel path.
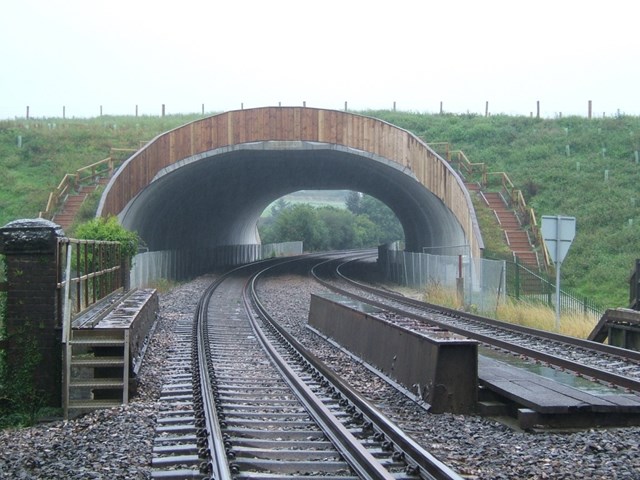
[0,273,638,479]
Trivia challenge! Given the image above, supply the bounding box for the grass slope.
[1,111,638,307]
[0,115,203,225]
[366,111,640,307]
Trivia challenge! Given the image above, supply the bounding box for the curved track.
[312,253,640,394]
[152,257,462,480]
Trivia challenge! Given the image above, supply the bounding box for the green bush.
[73,216,140,261]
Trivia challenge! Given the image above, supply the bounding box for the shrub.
[73,216,139,261]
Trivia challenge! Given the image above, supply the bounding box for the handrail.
[426,142,451,160]
[41,173,79,219]
[58,237,124,343]
[39,147,137,220]
[435,142,550,270]
[77,157,114,184]
[452,150,488,186]
[486,171,549,269]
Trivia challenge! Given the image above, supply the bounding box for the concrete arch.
[97,107,483,259]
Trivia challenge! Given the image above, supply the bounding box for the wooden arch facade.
[99,106,482,258]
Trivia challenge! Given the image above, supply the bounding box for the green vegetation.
[73,216,140,261]
[0,114,205,227]
[362,111,640,308]
[259,194,403,250]
[425,283,596,338]
[0,322,46,428]
[0,110,638,307]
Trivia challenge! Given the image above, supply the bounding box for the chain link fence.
[379,245,506,315]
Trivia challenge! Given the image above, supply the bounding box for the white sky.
[1,0,638,119]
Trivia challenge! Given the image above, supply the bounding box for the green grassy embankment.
[1,111,638,307]
[365,111,640,308]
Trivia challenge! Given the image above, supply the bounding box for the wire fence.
[130,242,303,288]
[379,246,506,315]
[379,245,606,320]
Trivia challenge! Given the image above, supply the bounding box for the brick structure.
[0,218,65,407]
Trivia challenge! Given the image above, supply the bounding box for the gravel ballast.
[1,273,638,479]
[256,274,640,480]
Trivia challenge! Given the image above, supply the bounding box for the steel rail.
[242,284,395,479]
[337,255,640,363]
[194,274,233,480]
[311,255,640,393]
[189,253,356,478]
[249,261,463,480]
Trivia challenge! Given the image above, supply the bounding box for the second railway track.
[313,254,640,394]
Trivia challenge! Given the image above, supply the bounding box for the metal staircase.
[64,328,130,418]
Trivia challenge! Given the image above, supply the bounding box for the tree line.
[259,192,404,251]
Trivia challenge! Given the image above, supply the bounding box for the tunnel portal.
[97,107,483,264]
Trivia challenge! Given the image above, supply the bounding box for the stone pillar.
[0,218,65,408]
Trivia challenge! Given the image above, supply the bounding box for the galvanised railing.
[504,257,605,320]
[57,238,124,341]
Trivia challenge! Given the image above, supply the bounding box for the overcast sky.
[2,0,638,119]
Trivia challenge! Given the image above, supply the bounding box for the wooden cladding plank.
[233,109,246,144]
[300,108,311,139]
[318,109,325,140]
[268,107,279,140]
[250,108,262,141]
[191,116,211,151]
[190,123,195,156]
[226,111,234,145]
[328,110,339,144]
[216,112,229,148]
[293,108,301,139]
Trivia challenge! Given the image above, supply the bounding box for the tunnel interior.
[118,142,466,254]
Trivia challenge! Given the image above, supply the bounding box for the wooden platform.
[478,356,640,429]
[588,308,640,351]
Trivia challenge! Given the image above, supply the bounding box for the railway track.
[312,254,640,394]
[151,259,461,479]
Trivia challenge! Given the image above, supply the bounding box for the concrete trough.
[308,293,478,413]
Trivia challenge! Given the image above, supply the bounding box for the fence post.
[514,257,520,300]
[456,254,464,305]
[121,253,130,292]
[0,218,66,408]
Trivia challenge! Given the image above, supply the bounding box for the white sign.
[541,215,576,264]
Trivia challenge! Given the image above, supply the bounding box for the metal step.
[67,399,123,409]
[69,378,125,388]
[70,356,125,367]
